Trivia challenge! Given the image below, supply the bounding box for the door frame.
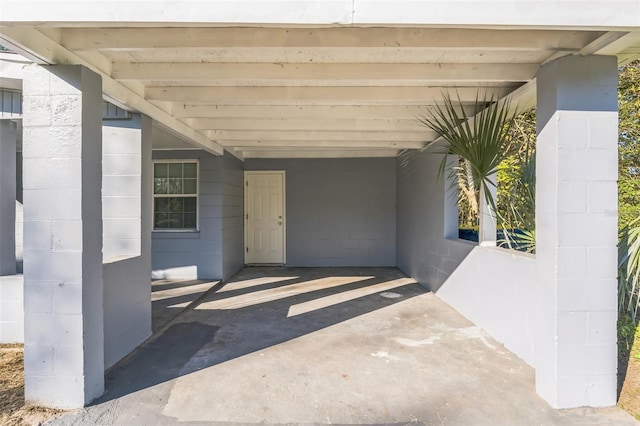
[244,170,286,264]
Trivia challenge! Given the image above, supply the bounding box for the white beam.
[112,62,538,85]
[186,118,423,132]
[147,86,515,104]
[101,47,558,66]
[580,31,640,65]
[236,145,411,151]
[221,140,424,149]
[0,26,224,155]
[61,27,602,51]
[209,129,431,142]
[172,104,476,119]
[242,149,399,159]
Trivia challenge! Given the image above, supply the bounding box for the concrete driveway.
[51,267,636,425]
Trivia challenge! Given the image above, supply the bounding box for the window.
[153,161,198,230]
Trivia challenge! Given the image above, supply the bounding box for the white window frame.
[152,159,200,232]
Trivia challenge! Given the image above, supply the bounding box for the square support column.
[0,120,17,275]
[535,55,618,408]
[22,65,104,408]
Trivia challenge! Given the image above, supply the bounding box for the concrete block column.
[535,55,618,408]
[0,120,17,275]
[22,65,104,408]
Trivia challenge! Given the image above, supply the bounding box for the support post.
[22,65,104,408]
[535,55,618,408]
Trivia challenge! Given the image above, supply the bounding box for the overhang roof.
[1,1,639,159]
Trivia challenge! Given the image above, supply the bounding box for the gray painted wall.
[152,150,244,280]
[245,158,396,267]
[16,151,22,203]
[16,152,22,273]
[396,150,474,291]
[221,153,245,280]
[0,120,16,275]
[102,115,152,369]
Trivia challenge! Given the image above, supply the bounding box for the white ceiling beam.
[242,149,400,159]
[236,146,413,152]
[220,140,424,149]
[172,104,476,119]
[113,62,538,83]
[101,47,556,65]
[60,27,600,51]
[186,118,423,132]
[208,130,431,142]
[0,26,224,155]
[579,31,640,65]
[578,31,632,55]
[147,86,515,104]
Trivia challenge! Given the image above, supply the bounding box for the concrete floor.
[51,267,636,425]
[151,278,221,333]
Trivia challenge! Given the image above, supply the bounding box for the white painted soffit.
[1,14,639,159]
[0,28,224,156]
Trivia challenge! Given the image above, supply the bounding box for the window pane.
[184,163,197,178]
[154,178,167,194]
[168,197,184,213]
[154,212,169,229]
[184,213,197,229]
[169,163,183,178]
[183,178,197,194]
[168,213,184,228]
[167,178,183,194]
[184,197,197,213]
[154,197,169,213]
[154,163,168,178]
[153,161,198,231]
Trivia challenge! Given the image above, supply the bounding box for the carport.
[0,0,639,412]
[50,267,636,425]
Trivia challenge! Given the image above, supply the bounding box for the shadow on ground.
[98,267,423,403]
[150,278,220,333]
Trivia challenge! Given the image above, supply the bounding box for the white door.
[245,171,285,264]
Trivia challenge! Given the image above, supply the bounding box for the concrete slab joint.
[535,55,618,409]
[22,64,104,408]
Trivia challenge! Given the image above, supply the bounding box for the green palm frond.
[619,216,640,323]
[417,91,518,211]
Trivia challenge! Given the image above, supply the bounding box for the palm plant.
[619,216,640,324]
[415,91,519,240]
[497,123,537,253]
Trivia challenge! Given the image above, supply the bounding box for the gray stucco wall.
[152,150,244,280]
[245,158,396,267]
[396,150,474,291]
